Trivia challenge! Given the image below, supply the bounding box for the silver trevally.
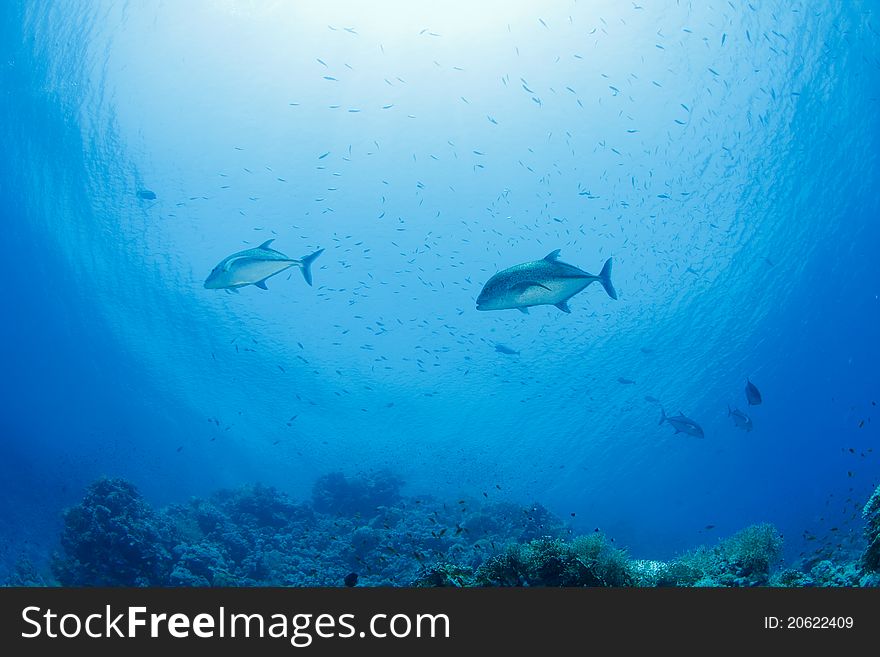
[728,405,754,432]
[475,250,617,313]
[204,240,323,291]
[659,408,705,438]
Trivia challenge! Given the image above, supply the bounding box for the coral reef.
[51,478,177,586]
[4,559,50,586]
[661,523,784,587]
[472,533,633,587]
[47,471,571,587]
[412,563,476,588]
[861,483,880,572]
[6,473,876,588]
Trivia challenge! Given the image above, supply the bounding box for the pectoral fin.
[512,281,551,292]
[255,279,269,290]
[223,255,251,272]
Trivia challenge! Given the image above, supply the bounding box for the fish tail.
[597,257,617,300]
[658,407,666,425]
[298,248,324,286]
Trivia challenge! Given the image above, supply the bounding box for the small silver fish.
[659,408,704,438]
[745,379,762,405]
[618,377,636,385]
[495,344,519,355]
[728,406,753,432]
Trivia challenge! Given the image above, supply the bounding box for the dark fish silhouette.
[745,379,762,405]
[136,189,157,200]
[728,406,753,431]
[495,344,519,355]
[617,377,635,385]
[659,408,704,438]
[344,572,358,587]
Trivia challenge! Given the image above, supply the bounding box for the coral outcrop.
[52,478,176,586]
[659,523,784,587]
[861,484,880,572]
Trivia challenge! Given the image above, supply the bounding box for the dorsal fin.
[543,249,561,261]
[258,239,275,250]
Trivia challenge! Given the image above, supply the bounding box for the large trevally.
[204,240,323,291]
[745,379,762,406]
[476,250,617,313]
[728,406,754,432]
[659,408,705,438]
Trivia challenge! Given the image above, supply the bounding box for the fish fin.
[658,408,666,425]
[543,249,562,261]
[518,307,529,314]
[597,257,617,300]
[298,248,324,286]
[258,239,276,250]
[512,281,551,292]
[728,405,732,416]
[255,279,269,290]
[555,301,571,313]
[223,254,258,271]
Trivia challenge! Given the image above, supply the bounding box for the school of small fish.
[130,6,875,559]
[181,3,784,451]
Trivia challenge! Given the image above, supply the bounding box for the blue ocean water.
[1,1,878,582]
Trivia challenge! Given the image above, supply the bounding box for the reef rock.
[52,478,177,586]
[861,484,880,572]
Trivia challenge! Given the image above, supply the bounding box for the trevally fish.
[204,240,323,291]
[476,250,617,313]
[659,408,705,438]
[745,378,762,405]
[728,406,753,432]
[495,344,519,355]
